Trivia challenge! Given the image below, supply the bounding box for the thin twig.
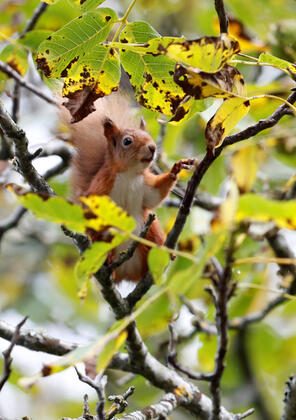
[106,386,135,419]
[167,323,211,381]
[214,0,229,33]
[109,213,155,270]
[0,316,27,391]
[209,234,236,420]
[75,367,106,420]
[19,2,48,38]
[0,61,57,106]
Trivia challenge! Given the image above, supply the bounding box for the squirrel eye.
[122,136,133,147]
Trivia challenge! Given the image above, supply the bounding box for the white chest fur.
[110,171,145,228]
[110,171,145,280]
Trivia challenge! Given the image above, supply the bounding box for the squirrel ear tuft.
[103,117,118,141]
[140,117,146,131]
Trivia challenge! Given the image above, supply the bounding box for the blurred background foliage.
[0,0,296,419]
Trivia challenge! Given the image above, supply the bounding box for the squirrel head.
[103,117,156,172]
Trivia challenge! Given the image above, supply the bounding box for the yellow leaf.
[231,144,265,192]
[81,195,136,233]
[205,97,250,149]
[165,34,240,72]
[212,181,239,231]
[174,64,246,100]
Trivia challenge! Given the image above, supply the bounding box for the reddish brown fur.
[65,93,193,282]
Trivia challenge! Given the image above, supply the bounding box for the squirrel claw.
[170,158,196,177]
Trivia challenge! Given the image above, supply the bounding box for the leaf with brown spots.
[170,96,207,124]
[62,45,120,122]
[0,44,28,76]
[174,64,247,100]
[147,33,240,73]
[119,21,186,116]
[36,9,118,121]
[205,97,250,150]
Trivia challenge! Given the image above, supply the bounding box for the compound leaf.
[119,21,185,116]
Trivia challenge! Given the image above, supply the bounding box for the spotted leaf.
[36,8,118,121]
[174,64,246,100]
[0,44,28,76]
[162,34,240,72]
[81,195,136,233]
[119,21,185,116]
[205,97,250,149]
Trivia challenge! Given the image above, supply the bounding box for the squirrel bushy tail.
[61,93,142,198]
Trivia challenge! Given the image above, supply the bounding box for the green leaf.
[81,195,136,233]
[168,233,225,296]
[136,292,172,337]
[75,234,126,288]
[205,97,250,149]
[10,189,85,232]
[237,194,296,228]
[80,0,106,12]
[148,248,170,284]
[258,52,296,78]
[20,30,53,52]
[119,21,185,116]
[37,9,116,77]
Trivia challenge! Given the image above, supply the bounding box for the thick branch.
[0,101,54,194]
[282,376,296,420]
[121,393,179,419]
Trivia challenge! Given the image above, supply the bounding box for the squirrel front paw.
[170,158,196,179]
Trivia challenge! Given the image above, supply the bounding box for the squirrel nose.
[148,144,156,155]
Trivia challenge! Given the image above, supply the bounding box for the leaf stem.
[112,0,137,42]
[249,95,296,115]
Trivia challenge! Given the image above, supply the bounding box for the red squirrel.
[66,94,194,282]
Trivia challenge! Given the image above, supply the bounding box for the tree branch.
[166,89,296,251]
[106,386,135,419]
[121,392,179,419]
[0,101,54,194]
[19,2,48,37]
[0,62,57,106]
[214,0,228,33]
[0,319,77,355]
[0,317,27,391]
[282,376,296,420]
[75,367,106,420]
